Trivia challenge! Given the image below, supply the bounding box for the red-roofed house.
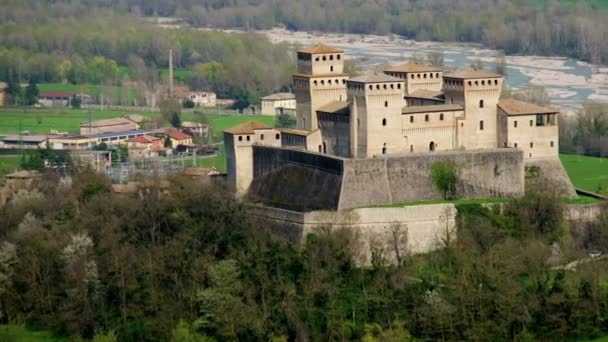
[166,131,193,149]
[125,135,164,160]
[39,91,73,107]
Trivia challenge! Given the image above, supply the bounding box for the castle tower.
[293,44,348,131]
[347,73,406,158]
[443,69,503,149]
[383,63,443,95]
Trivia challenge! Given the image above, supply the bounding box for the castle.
[224,43,573,204]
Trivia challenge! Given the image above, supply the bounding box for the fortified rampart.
[248,146,525,211]
[251,201,605,266]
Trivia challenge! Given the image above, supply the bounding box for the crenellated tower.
[443,69,503,149]
[347,73,406,158]
[293,44,348,131]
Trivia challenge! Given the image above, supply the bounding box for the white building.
[260,93,296,116]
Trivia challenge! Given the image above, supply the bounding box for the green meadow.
[560,154,608,193]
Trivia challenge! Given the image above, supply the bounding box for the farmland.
[560,154,608,193]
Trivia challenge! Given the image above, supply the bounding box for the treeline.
[9,0,606,64]
[561,102,608,157]
[0,14,294,106]
[0,170,608,340]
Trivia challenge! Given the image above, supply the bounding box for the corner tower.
[293,44,348,131]
[347,73,406,158]
[443,69,503,149]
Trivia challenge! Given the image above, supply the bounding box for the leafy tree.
[71,95,82,108]
[431,161,459,200]
[4,78,22,105]
[495,51,507,77]
[160,99,182,127]
[24,79,39,105]
[275,114,296,128]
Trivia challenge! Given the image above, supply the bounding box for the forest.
[3,0,606,65]
[0,4,295,107]
[0,169,607,341]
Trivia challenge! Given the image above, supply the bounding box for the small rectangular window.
[530,142,534,148]
[514,121,518,128]
[480,120,484,130]
[551,141,554,147]
[530,120,533,127]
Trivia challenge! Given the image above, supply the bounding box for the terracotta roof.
[262,93,295,101]
[292,73,349,79]
[224,121,273,134]
[122,114,146,123]
[181,121,208,128]
[279,128,317,136]
[498,98,558,116]
[317,101,350,114]
[384,63,442,73]
[348,73,403,83]
[444,68,502,79]
[405,90,444,100]
[125,135,160,144]
[167,131,192,140]
[402,104,463,114]
[81,117,134,128]
[297,43,343,54]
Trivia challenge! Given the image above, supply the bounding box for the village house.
[165,131,194,150]
[260,93,297,116]
[80,116,141,135]
[181,121,210,139]
[38,91,73,107]
[124,135,164,160]
[187,91,217,107]
[0,134,49,149]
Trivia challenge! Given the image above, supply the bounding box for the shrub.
[431,161,459,200]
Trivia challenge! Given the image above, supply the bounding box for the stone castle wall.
[248,146,525,211]
[340,148,524,209]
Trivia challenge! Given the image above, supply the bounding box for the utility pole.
[169,48,174,98]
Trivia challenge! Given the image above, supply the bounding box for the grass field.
[0,155,21,175]
[534,0,608,9]
[560,154,608,193]
[38,83,140,105]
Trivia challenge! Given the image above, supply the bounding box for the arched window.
[514,143,518,148]
[429,141,435,151]
[328,79,332,85]
[390,84,394,89]
[322,56,326,61]
[330,66,334,72]
[246,135,250,141]
[376,85,380,90]
[468,81,472,86]
[430,73,434,78]
[480,120,484,130]
[321,80,325,85]
[425,114,429,122]
[260,134,264,140]
[423,73,427,79]
[410,116,414,123]
[275,133,280,140]
[440,113,444,121]
[337,55,341,60]
[383,84,387,89]
[382,143,387,154]
[384,101,388,107]
[330,55,334,60]
[481,80,485,86]
[551,141,554,147]
[436,73,440,78]
[494,79,498,85]
[313,80,318,86]
[238,136,243,141]
[397,84,401,89]
[514,121,518,128]
[410,74,415,79]
[530,142,534,148]
[382,118,387,126]
[475,81,479,86]
[417,74,421,79]
[479,99,484,108]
